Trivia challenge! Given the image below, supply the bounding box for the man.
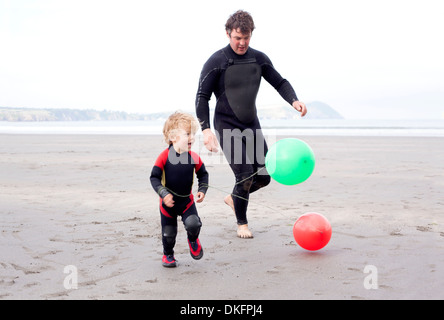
[196,10,307,238]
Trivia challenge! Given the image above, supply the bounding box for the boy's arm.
[150,149,171,199]
[195,161,209,195]
[150,166,170,199]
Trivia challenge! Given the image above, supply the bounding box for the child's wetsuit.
[196,44,299,225]
[150,145,209,255]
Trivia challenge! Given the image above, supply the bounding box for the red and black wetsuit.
[196,44,299,225]
[150,145,209,256]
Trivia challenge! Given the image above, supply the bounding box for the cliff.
[0,101,343,121]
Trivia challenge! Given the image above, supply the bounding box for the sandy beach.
[1,133,443,300]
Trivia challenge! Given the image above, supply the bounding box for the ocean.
[1,119,444,137]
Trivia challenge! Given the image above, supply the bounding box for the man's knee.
[235,172,254,192]
[235,171,270,193]
[256,173,271,188]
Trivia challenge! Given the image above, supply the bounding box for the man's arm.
[260,52,308,117]
[195,54,222,152]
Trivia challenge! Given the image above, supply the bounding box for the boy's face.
[171,126,195,153]
[227,28,251,55]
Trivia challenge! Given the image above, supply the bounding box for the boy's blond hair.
[163,111,199,145]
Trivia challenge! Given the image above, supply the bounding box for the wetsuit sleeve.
[150,150,171,199]
[192,153,209,194]
[196,162,209,194]
[261,54,299,105]
[195,56,221,130]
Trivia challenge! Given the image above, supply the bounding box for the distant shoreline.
[0,101,343,122]
[1,119,444,137]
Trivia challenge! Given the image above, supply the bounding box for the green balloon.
[265,138,315,185]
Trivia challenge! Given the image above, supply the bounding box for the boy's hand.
[196,192,205,203]
[163,194,175,207]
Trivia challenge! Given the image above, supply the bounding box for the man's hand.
[292,101,307,117]
[202,128,219,153]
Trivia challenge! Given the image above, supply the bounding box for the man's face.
[227,28,251,55]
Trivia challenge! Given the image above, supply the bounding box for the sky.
[0,0,443,119]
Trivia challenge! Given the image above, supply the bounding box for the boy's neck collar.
[169,143,188,155]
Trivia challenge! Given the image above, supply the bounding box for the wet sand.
[1,134,443,300]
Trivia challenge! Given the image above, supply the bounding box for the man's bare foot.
[237,224,253,239]
[225,195,253,238]
[224,194,234,211]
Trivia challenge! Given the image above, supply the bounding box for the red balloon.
[293,213,332,251]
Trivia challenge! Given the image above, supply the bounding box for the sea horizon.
[1,118,444,137]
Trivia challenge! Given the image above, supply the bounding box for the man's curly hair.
[225,10,255,36]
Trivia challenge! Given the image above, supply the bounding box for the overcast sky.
[1,0,443,119]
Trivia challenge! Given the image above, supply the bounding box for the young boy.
[150,112,209,267]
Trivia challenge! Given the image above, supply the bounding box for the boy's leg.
[160,210,178,256]
[182,204,203,259]
[182,204,202,242]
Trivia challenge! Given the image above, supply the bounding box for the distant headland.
[0,101,343,122]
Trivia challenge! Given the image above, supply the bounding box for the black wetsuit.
[196,44,299,225]
[150,145,209,255]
